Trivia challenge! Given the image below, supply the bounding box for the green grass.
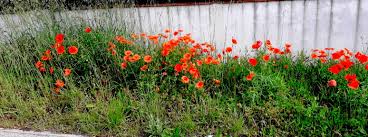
[0,2,368,136]
[0,27,367,136]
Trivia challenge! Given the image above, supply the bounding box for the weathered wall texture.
[1,0,368,52]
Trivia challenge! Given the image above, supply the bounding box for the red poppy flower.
[140,65,148,71]
[85,27,91,33]
[148,35,159,43]
[233,55,239,60]
[124,50,133,56]
[179,58,187,63]
[182,63,188,70]
[130,33,139,39]
[188,67,198,75]
[319,51,327,58]
[54,87,61,94]
[252,42,261,50]
[189,47,197,53]
[188,67,200,77]
[55,34,64,44]
[140,33,146,37]
[217,54,222,59]
[327,80,337,87]
[41,55,50,61]
[39,67,46,73]
[347,79,359,90]
[64,68,71,77]
[132,54,141,62]
[365,64,368,70]
[107,42,116,51]
[181,76,190,84]
[174,64,183,72]
[213,79,221,86]
[111,50,117,56]
[285,48,292,54]
[205,56,213,64]
[161,49,170,57]
[246,71,255,81]
[68,46,78,55]
[35,61,43,69]
[211,59,220,65]
[183,53,191,61]
[121,62,127,69]
[355,52,368,64]
[193,73,201,79]
[122,55,129,61]
[325,48,334,51]
[344,74,357,82]
[262,54,270,62]
[273,48,281,54]
[265,40,271,45]
[115,35,134,45]
[55,79,65,88]
[256,40,262,46]
[45,49,51,55]
[173,31,179,36]
[248,58,257,67]
[42,49,52,60]
[331,50,344,60]
[49,67,54,74]
[56,45,65,55]
[144,55,152,63]
[328,64,344,74]
[311,53,318,59]
[340,59,354,70]
[164,29,171,33]
[225,47,232,53]
[231,38,237,45]
[195,81,204,89]
[196,60,203,66]
[127,56,134,62]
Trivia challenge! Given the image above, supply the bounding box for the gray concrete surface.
[0,128,85,137]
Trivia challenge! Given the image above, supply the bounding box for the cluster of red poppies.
[34,28,92,93]
[105,28,300,90]
[111,29,367,90]
[112,29,213,89]
[311,47,368,89]
[327,50,367,89]
[36,27,366,93]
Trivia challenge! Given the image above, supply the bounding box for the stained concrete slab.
[0,128,85,137]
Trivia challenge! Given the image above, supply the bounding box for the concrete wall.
[1,0,368,52]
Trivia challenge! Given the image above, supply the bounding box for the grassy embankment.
[0,1,368,136]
